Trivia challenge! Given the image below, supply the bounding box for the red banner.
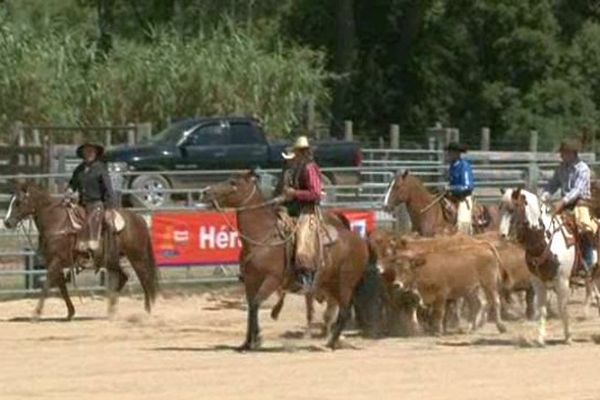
[152,210,375,266]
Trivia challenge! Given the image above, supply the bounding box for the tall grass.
[0,16,329,138]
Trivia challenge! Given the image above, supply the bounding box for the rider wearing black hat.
[67,142,116,262]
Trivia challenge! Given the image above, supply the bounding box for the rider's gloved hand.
[104,208,115,227]
[540,192,551,203]
[62,188,76,206]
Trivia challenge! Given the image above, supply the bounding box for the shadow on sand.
[437,337,590,348]
[5,316,104,323]
[149,344,332,354]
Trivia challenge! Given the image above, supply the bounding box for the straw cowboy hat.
[281,136,311,160]
[558,138,582,153]
[76,142,105,159]
[445,142,468,153]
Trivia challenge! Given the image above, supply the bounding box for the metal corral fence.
[0,146,597,298]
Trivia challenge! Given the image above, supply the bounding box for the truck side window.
[187,123,227,146]
[229,122,264,145]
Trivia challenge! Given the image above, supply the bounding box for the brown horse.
[202,171,373,350]
[3,182,158,320]
[383,171,500,236]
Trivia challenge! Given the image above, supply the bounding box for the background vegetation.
[2,0,600,149]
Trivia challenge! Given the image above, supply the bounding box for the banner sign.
[152,210,375,267]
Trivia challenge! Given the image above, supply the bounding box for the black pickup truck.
[105,117,362,208]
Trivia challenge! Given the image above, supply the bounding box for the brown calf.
[380,244,507,335]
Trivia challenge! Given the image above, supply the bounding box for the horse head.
[202,171,260,209]
[383,170,413,211]
[4,181,42,229]
[499,187,544,239]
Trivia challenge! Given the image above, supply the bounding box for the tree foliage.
[3,0,600,147]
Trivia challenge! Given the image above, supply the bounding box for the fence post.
[137,122,152,141]
[43,135,55,191]
[481,127,490,151]
[24,247,34,290]
[344,120,353,141]
[428,136,436,162]
[390,124,400,149]
[105,129,112,147]
[378,136,385,149]
[450,128,460,143]
[306,98,316,137]
[12,121,25,166]
[527,130,539,190]
[127,123,136,145]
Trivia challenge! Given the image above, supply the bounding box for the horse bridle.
[211,181,299,247]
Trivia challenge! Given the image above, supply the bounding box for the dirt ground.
[1,288,600,400]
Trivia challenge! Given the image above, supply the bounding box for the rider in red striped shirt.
[281,136,324,291]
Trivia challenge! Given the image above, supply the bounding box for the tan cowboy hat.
[281,136,311,160]
[558,138,582,153]
[76,142,105,159]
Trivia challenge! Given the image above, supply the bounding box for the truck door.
[178,121,229,184]
[225,121,269,169]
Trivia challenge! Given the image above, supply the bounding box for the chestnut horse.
[383,171,500,236]
[203,171,374,350]
[3,182,158,320]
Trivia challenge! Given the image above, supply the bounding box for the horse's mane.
[21,182,56,207]
[403,174,434,199]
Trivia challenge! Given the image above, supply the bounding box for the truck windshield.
[146,120,199,144]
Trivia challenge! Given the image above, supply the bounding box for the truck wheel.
[322,175,337,205]
[130,174,172,209]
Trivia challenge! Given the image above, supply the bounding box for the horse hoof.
[497,323,508,334]
[237,338,262,352]
[236,343,251,352]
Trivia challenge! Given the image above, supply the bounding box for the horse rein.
[211,183,299,248]
[419,192,447,214]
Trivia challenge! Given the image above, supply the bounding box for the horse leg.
[583,278,593,319]
[525,285,536,320]
[32,264,64,320]
[270,290,285,320]
[556,278,572,344]
[532,279,548,346]
[106,267,128,318]
[57,273,75,321]
[240,276,279,351]
[322,298,338,338]
[128,257,155,313]
[304,293,314,338]
[326,283,354,349]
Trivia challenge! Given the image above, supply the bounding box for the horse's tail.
[330,210,352,230]
[144,228,160,307]
[352,239,384,338]
[125,211,159,311]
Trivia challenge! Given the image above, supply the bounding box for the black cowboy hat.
[76,142,105,159]
[445,142,468,153]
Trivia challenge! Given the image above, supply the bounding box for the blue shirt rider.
[445,142,475,234]
[446,142,474,198]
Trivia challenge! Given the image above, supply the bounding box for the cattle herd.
[364,228,595,342]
